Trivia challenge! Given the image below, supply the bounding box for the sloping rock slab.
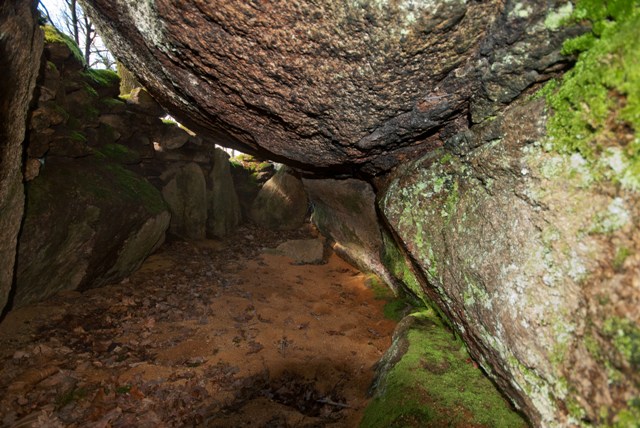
[14,158,169,307]
[380,99,640,425]
[304,178,397,291]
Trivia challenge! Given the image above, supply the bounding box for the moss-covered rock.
[42,25,84,64]
[377,4,640,423]
[545,0,640,191]
[97,143,141,164]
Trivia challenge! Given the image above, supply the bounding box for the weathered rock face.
[12,31,177,308]
[380,98,640,425]
[0,1,42,314]
[303,178,397,290]
[207,149,241,238]
[82,0,578,174]
[251,167,308,230]
[162,162,207,240]
[11,32,180,309]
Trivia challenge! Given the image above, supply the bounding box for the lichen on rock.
[380,94,640,425]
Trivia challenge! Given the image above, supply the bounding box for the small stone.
[32,344,54,357]
[268,239,325,265]
[12,350,29,360]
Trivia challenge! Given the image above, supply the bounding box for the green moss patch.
[28,159,166,217]
[231,154,274,174]
[82,68,120,88]
[361,309,527,427]
[161,118,178,125]
[613,398,640,428]
[603,317,640,369]
[383,299,412,322]
[103,164,166,215]
[83,83,99,98]
[381,232,456,330]
[613,246,632,271]
[100,97,126,109]
[42,25,84,63]
[544,1,640,190]
[69,130,87,143]
[382,232,423,298]
[97,143,140,164]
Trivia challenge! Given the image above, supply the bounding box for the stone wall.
[12,29,245,308]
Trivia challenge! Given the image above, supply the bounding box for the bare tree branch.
[43,0,116,71]
[37,1,61,32]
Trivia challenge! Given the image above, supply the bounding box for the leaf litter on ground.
[0,224,397,427]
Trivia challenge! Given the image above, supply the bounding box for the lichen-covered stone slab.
[380,98,640,425]
[82,0,578,174]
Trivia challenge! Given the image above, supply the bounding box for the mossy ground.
[361,308,527,428]
[365,274,413,321]
[544,0,640,190]
[100,97,125,109]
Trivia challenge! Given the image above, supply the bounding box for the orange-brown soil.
[0,225,396,427]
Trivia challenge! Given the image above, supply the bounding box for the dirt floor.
[0,225,397,427]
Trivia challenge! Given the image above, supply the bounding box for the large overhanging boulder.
[81,0,578,175]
